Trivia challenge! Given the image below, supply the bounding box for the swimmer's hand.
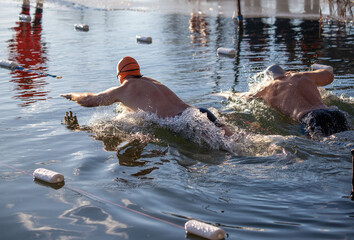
[235,92,252,100]
[61,93,73,101]
[60,93,85,105]
[61,93,82,102]
[235,92,245,97]
[64,111,78,126]
[60,92,100,107]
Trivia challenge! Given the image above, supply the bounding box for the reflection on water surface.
[7,0,48,107]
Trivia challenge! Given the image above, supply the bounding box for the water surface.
[0,0,353,239]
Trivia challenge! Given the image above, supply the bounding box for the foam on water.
[323,130,354,149]
[87,106,290,157]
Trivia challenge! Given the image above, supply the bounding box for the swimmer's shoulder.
[138,77,166,87]
[121,77,162,93]
[125,76,157,84]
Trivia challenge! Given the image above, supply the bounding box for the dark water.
[0,0,353,239]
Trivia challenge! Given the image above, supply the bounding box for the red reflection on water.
[7,1,48,107]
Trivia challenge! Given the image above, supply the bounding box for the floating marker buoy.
[75,24,89,32]
[34,178,65,189]
[0,60,19,70]
[185,220,225,240]
[33,168,64,183]
[0,60,62,78]
[311,63,333,73]
[217,47,235,57]
[19,14,31,22]
[136,35,152,44]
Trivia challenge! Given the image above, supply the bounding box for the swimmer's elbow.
[84,98,110,107]
[327,72,334,85]
[76,93,101,107]
[79,102,98,107]
[315,70,334,86]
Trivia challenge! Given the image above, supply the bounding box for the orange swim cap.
[117,56,141,83]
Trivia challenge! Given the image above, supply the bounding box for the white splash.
[87,106,282,156]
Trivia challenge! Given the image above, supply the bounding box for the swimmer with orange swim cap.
[116,56,141,83]
[61,56,233,136]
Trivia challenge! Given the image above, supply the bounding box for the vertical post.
[236,0,243,24]
[319,8,322,39]
[351,149,354,200]
[21,0,30,15]
[232,0,243,91]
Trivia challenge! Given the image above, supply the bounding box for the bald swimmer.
[238,64,350,137]
[61,56,233,136]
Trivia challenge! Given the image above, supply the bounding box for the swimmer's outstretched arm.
[61,87,122,107]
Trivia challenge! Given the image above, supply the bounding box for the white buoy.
[75,24,89,32]
[33,168,64,183]
[311,63,333,73]
[217,47,235,57]
[0,60,19,70]
[19,14,31,22]
[185,220,225,240]
[136,35,152,44]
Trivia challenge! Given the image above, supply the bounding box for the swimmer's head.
[117,56,141,84]
[264,64,286,80]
